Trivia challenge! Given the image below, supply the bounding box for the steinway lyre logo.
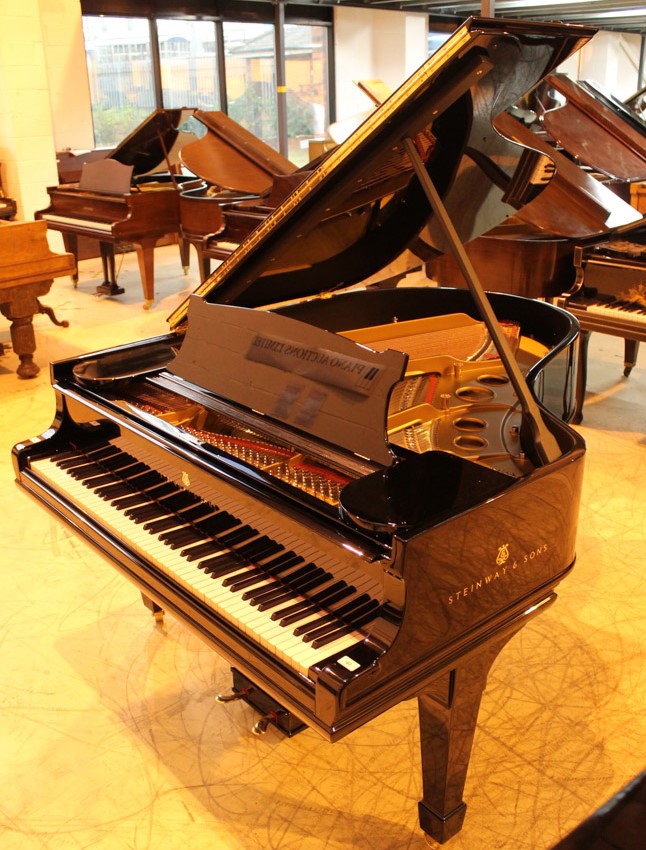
[496,543,510,566]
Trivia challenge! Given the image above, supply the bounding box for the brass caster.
[143,299,154,310]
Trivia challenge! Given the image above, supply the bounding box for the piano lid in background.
[180,110,297,195]
[108,108,197,176]
[542,73,646,181]
[168,17,596,329]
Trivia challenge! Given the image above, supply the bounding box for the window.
[82,16,155,149]
[157,19,220,111]
[284,24,329,166]
[223,22,278,149]
[81,7,332,164]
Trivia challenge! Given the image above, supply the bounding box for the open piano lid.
[165,18,594,468]
[168,18,594,324]
[107,108,196,176]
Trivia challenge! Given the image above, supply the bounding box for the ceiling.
[326,1,646,34]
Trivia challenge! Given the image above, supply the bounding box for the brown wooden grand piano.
[178,110,300,280]
[13,19,593,844]
[36,109,199,309]
[427,71,646,421]
[540,74,646,420]
[0,220,74,377]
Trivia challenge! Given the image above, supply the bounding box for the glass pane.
[223,22,278,151]
[82,16,155,148]
[157,19,220,111]
[284,25,329,167]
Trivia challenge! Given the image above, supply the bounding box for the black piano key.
[268,581,354,625]
[309,600,381,649]
[242,552,304,595]
[126,470,166,490]
[86,471,122,488]
[56,445,119,468]
[96,482,139,500]
[126,488,193,521]
[275,575,340,626]
[254,562,321,604]
[182,523,257,560]
[225,568,271,592]
[232,535,281,562]
[233,551,301,592]
[192,511,238,535]
[111,480,176,509]
[294,593,372,638]
[200,556,245,579]
[67,462,107,480]
[144,501,214,533]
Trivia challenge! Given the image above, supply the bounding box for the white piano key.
[31,442,382,679]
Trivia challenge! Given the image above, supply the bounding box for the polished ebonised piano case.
[14,18,591,844]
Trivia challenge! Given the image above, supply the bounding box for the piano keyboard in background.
[571,296,646,325]
[31,438,383,678]
[39,213,113,234]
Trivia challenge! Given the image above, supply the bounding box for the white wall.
[0,0,58,220]
[557,30,643,98]
[0,0,91,222]
[333,8,428,122]
[40,0,94,152]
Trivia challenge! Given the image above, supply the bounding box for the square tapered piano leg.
[417,636,512,844]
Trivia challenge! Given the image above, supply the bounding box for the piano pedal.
[216,668,306,738]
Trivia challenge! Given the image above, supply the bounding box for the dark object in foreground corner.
[14,18,594,845]
[552,771,646,850]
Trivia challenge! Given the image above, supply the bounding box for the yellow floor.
[1,245,644,850]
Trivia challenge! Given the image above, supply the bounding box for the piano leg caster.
[623,339,640,378]
[17,354,39,379]
[96,281,126,298]
[141,593,164,624]
[143,299,154,311]
[216,668,306,737]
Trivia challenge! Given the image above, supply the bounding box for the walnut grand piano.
[14,18,592,844]
[36,109,199,309]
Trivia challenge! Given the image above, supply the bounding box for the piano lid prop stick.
[402,136,562,467]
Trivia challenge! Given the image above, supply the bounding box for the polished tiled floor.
[1,245,644,850]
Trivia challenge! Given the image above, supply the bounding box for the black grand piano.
[14,19,594,844]
[36,109,199,308]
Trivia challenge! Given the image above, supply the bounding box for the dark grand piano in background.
[36,109,199,309]
[178,110,299,279]
[14,18,595,844]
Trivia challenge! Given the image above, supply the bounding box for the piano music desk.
[0,220,74,378]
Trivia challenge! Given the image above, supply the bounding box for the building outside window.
[81,13,331,165]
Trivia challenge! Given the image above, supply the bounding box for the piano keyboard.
[31,438,383,679]
[41,213,113,233]
[581,299,646,325]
